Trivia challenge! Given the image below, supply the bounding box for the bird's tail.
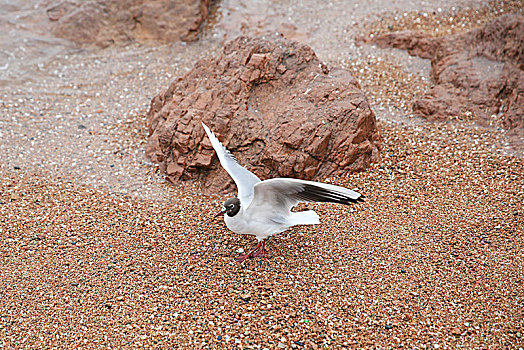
[289,210,320,226]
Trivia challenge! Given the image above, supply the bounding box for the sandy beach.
[1,0,523,348]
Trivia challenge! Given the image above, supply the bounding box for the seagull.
[202,122,364,262]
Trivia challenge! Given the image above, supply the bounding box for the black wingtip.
[347,195,365,204]
[297,184,366,206]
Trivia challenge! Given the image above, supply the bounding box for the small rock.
[451,327,462,336]
[240,293,251,301]
[385,325,393,330]
[277,342,286,349]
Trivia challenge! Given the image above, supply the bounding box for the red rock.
[46,0,210,47]
[369,14,524,134]
[366,31,438,59]
[145,36,381,194]
[451,327,462,336]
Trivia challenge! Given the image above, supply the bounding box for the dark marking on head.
[224,197,241,217]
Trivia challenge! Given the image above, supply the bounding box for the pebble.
[0,1,522,349]
[451,327,462,336]
[240,293,251,301]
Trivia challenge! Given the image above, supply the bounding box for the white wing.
[202,122,261,206]
[248,178,363,213]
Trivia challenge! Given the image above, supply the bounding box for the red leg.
[252,241,265,258]
[236,252,251,262]
[236,240,264,262]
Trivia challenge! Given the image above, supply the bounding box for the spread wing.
[248,178,364,213]
[202,122,261,206]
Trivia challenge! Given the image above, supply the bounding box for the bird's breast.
[224,212,250,234]
[224,209,289,237]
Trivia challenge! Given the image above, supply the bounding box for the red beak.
[214,209,226,219]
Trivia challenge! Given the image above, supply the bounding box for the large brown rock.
[46,0,209,47]
[370,14,524,132]
[146,36,381,194]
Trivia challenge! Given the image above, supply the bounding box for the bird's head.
[214,197,241,218]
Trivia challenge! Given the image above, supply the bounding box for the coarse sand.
[2,120,523,348]
[1,0,523,348]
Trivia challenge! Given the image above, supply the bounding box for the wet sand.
[1,0,523,348]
